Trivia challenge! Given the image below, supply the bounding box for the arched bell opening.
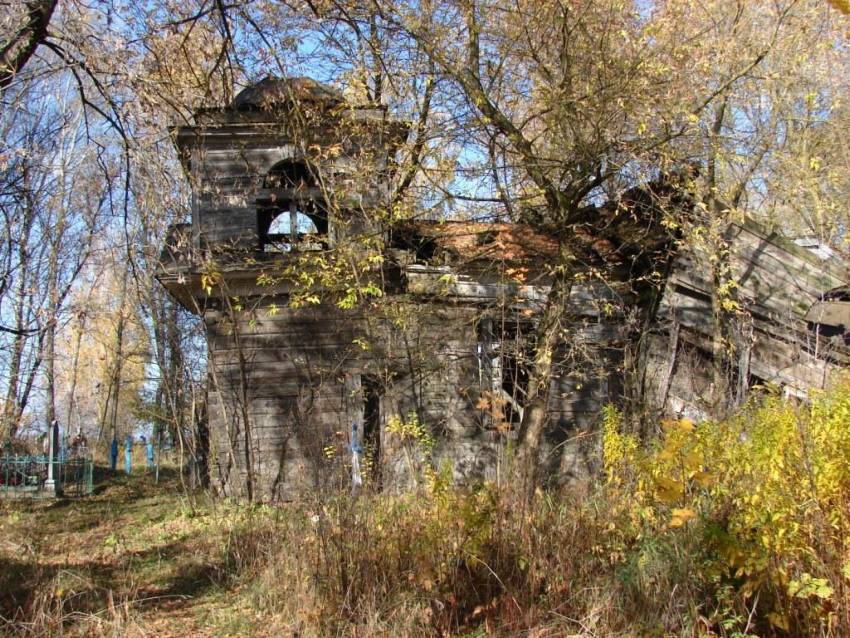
[269,210,319,236]
[258,159,329,252]
[265,159,317,190]
[259,203,328,252]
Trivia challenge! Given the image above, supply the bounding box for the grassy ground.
[0,466,704,638]
[3,386,848,638]
[0,469,637,638]
[0,468,284,638]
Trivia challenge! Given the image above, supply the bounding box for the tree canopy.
[0,0,847,480]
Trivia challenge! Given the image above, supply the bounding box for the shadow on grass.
[0,466,219,635]
[135,559,223,612]
[0,535,225,633]
[91,465,185,497]
[0,554,44,620]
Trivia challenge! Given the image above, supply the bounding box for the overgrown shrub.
[209,379,850,636]
[9,382,848,636]
[603,378,850,636]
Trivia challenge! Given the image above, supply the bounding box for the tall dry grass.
[4,381,850,636]
[207,381,850,636]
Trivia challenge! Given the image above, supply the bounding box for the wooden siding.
[203,289,625,499]
[644,220,848,418]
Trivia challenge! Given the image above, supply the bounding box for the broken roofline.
[389,176,693,274]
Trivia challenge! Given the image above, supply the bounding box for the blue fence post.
[350,422,363,496]
[110,438,118,472]
[124,435,133,475]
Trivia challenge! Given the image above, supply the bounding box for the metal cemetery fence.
[0,455,94,497]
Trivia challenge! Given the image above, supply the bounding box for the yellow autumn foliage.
[603,377,850,631]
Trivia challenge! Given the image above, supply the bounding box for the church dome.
[230,76,343,111]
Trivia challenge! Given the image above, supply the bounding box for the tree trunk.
[231,312,256,502]
[708,212,735,415]
[0,0,58,89]
[2,187,36,439]
[166,299,185,442]
[44,211,68,434]
[511,246,574,493]
[3,275,29,438]
[98,268,129,445]
[65,310,86,431]
[705,97,735,416]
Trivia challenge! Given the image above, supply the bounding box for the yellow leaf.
[692,471,713,488]
[655,476,685,504]
[669,507,697,528]
[660,419,677,432]
[829,0,849,13]
[683,450,702,471]
[768,612,790,631]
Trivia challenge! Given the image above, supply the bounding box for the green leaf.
[814,584,834,600]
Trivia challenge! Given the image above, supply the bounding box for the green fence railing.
[0,455,93,497]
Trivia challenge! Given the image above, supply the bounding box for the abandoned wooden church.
[158,77,850,501]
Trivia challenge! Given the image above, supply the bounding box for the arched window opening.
[806,289,850,346]
[259,202,328,253]
[268,210,318,236]
[258,159,328,252]
[264,159,318,191]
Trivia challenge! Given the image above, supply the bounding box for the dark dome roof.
[230,76,343,110]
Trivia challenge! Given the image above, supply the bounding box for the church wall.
[204,292,626,500]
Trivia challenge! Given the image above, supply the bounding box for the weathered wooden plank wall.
[204,282,627,499]
[644,220,848,419]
